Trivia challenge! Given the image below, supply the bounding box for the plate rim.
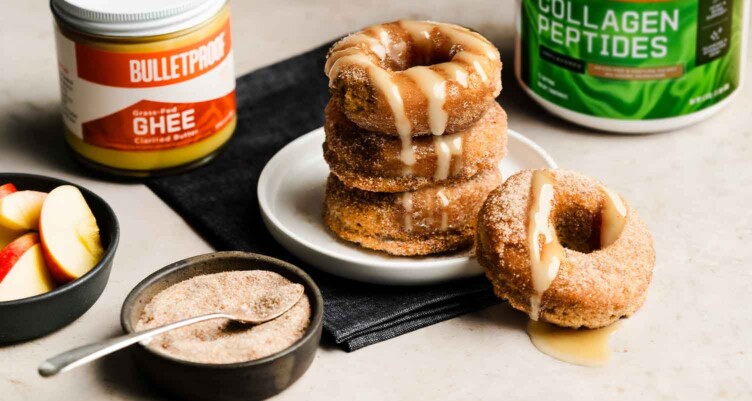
[257,127,557,272]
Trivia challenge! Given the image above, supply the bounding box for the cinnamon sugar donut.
[324,100,507,192]
[325,20,502,138]
[324,168,502,256]
[477,169,655,328]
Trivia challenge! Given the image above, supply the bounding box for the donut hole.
[553,202,601,254]
[401,47,454,69]
[385,34,457,71]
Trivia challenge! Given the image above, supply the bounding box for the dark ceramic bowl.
[121,251,324,401]
[0,173,119,343]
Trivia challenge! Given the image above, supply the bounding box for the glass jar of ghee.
[515,0,749,133]
[51,0,236,176]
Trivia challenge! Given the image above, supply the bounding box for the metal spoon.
[38,284,305,377]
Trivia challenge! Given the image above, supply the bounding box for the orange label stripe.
[75,20,232,88]
[82,91,236,151]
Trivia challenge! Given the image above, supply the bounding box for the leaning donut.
[476,169,655,328]
[325,20,502,136]
[324,99,507,192]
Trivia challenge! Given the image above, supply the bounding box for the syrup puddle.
[522,172,627,367]
[527,319,621,367]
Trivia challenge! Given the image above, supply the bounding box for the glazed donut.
[476,169,655,328]
[324,168,502,256]
[325,20,502,138]
[324,99,507,192]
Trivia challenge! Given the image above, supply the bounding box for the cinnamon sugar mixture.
[136,271,310,364]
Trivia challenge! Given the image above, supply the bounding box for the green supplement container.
[515,0,749,133]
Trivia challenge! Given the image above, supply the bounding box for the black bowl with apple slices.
[0,173,119,343]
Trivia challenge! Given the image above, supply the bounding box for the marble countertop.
[1,1,750,400]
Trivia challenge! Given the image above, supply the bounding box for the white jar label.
[54,19,236,150]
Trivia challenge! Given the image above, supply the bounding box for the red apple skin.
[0,184,16,199]
[39,214,86,284]
[0,233,39,283]
[37,213,70,283]
[39,237,76,284]
[0,184,24,249]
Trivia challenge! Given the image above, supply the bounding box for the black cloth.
[147,43,499,351]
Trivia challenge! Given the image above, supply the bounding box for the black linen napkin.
[147,43,499,351]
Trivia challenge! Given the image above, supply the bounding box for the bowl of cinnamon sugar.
[121,251,324,401]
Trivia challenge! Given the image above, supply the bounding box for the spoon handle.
[38,312,230,377]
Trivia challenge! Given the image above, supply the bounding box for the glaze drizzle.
[325,20,498,174]
[527,171,565,321]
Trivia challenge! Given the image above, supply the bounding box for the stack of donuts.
[322,20,507,256]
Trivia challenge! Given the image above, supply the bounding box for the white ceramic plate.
[258,127,557,285]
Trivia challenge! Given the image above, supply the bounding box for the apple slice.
[40,186,104,283]
[0,226,23,249]
[0,191,47,231]
[0,242,56,302]
[0,233,39,283]
[0,183,17,199]
[0,184,27,248]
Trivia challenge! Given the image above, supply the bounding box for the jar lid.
[50,0,227,37]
